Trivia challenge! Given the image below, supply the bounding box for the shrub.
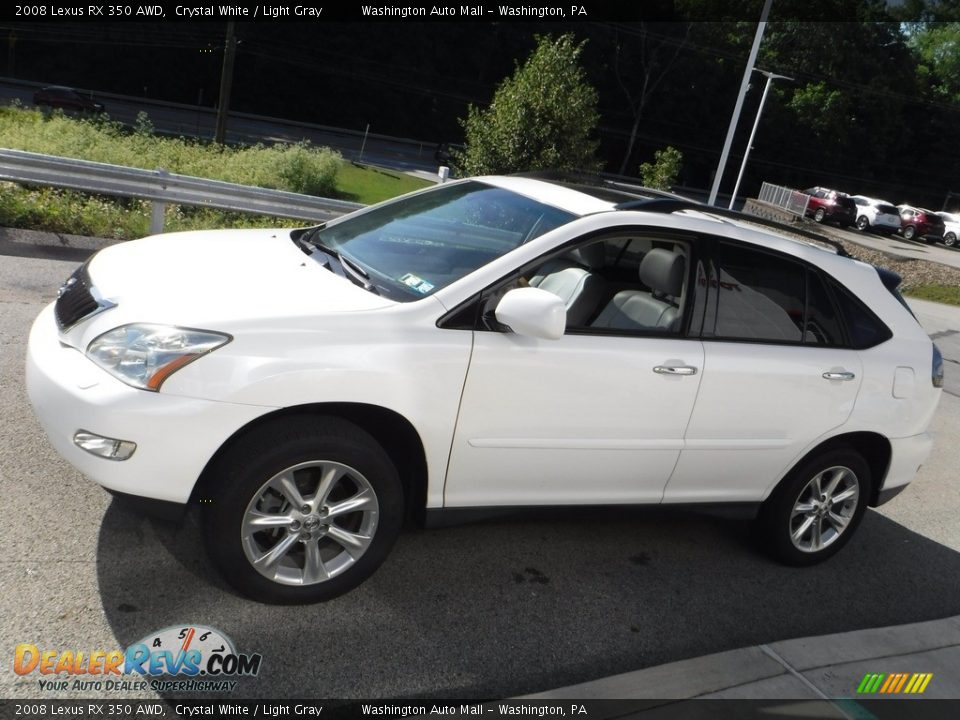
[639,146,683,191]
[456,34,601,175]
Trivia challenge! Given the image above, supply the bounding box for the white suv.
[935,211,960,248]
[851,195,902,235]
[26,176,943,603]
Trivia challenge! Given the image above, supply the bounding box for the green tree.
[455,34,601,175]
[910,22,960,102]
[639,146,683,190]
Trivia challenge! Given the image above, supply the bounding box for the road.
[0,79,441,174]
[1,245,959,702]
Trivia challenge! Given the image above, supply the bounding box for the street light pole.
[707,0,773,206]
[728,70,793,210]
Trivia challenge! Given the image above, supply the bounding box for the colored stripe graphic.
[857,672,932,694]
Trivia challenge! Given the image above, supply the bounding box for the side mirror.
[494,287,566,340]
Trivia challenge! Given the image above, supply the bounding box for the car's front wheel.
[944,232,957,248]
[903,225,917,241]
[856,215,870,231]
[759,448,871,566]
[203,416,403,604]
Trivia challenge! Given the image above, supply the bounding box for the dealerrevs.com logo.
[14,625,262,693]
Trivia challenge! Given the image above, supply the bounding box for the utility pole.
[214,22,236,145]
[7,31,16,78]
[708,0,773,206]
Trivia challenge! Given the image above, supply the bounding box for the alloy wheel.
[789,465,859,553]
[241,460,379,586]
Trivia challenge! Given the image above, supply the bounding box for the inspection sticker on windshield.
[399,273,434,294]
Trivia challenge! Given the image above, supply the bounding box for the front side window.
[307,182,575,301]
[477,232,692,336]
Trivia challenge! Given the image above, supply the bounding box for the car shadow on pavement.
[96,501,960,700]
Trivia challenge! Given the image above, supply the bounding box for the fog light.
[73,430,137,461]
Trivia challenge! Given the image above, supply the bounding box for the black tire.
[203,416,403,604]
[903,225,916,241]
[856,216,870,232]
[758,448,871,566]
[814,207,826,223]
[944,232,957,248]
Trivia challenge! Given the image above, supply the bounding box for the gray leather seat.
[591,248,685,332]
[528,243,607,327]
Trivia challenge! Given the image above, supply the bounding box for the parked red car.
[803,187,856,227]
[897,206,945,243]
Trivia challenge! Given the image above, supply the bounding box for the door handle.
[822,371,856,381]
[654,365,698,376]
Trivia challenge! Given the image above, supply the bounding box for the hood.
[63,228,395,346]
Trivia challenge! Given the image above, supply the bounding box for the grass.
[902,284,960,306]
[337,162,431,204]
[0,106,431,238]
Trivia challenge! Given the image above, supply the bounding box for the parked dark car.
[803,187,856,227]
[897,206,945,243]
[33,86,105,114]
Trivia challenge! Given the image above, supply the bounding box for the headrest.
[568,242,605,270]
[639,249,685,297]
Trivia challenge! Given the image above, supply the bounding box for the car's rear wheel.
[759,448,871,566]
[814,208,826,223]
[203,416,403,603]
[856,215,870,231]
[945,232,957,248]
[903,225,917,241]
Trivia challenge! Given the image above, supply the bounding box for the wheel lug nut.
[301,505,310,513]
[290,520,301,530]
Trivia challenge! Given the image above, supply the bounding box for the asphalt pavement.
[2,228,960,707]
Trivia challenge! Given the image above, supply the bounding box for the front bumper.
[26,304,269,504]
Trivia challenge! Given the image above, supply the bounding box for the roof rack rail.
[614,198,851,258]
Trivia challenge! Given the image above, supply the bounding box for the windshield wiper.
[291,225,325,256]
[300,233,380,296]
[339,253,380,295]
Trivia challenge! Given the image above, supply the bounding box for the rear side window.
[805,271,844,345]
[704,242,805,342]
[701,242,855,347]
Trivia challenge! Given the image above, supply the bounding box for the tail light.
[933,343,944,388]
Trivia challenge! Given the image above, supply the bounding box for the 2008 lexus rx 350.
[26,175,943,603]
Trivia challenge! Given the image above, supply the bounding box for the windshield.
[308,181,576,301]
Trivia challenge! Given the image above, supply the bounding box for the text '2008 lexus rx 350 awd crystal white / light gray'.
[26,175,943,603]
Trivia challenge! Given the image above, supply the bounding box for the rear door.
[663,241,863,504]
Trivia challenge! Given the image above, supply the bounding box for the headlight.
[86,324,231,391]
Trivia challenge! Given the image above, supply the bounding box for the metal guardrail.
[758,181,810,218]
[0,149,365,234]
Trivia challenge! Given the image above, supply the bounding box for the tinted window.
[831,282,893,349]
[805,271,844,345]
[706,243,805,342]
[704,244,845,346]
